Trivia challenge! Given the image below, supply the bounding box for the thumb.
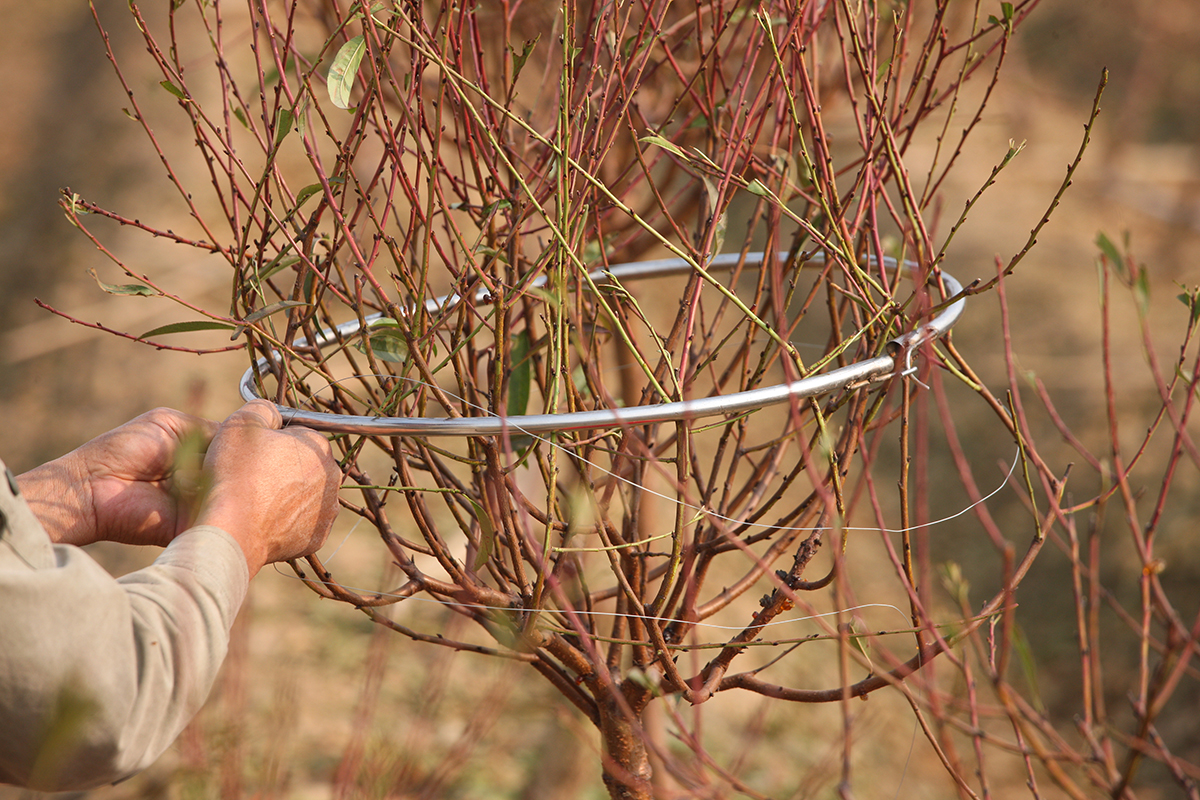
[222,399,284,431]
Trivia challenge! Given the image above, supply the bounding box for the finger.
[138,407,220,445]
[223,399,284,430]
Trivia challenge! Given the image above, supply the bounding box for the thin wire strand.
[314,372,1019,536]
[265,560,911,637]
[279,377,1017,638]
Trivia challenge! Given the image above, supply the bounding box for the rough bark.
[598,691,654,800]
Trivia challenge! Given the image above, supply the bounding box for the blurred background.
[3,0,1200,797]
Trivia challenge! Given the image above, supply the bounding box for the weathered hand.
[18,408,218,547]
[195,400,342,576]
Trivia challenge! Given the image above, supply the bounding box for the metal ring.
[240,251,965,436]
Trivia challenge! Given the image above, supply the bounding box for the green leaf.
[301,267,316,304]
[295,183,324,208]
[1176,287,1200,326]
[140,320,237,338]
[1011,624,1045,713]
[625,668,661,693]
[295,175,345,209]
[1002,138,1026,167]
[875,58,893,83]
[89,269,156,297]
[510,35,540,83]
[474,245,509,265]
[988,2,1015,30]
[525,286,562,307]
[1134,267,1151,318]
[160,79,187,100]
[274,107,294,147]
[230,300,311,340]
[639,131,686,159]
[470,499,497,570]
[700,174,726,256]
[847,619,874,673]
[581,238,604,265]
[507,331,532,417]
[1095,231,1128,281]
[63,192,90,215]
[356,323,409,363]
[257,253,301,284]
[327,35,366,110]
[242,300,310,324]
[939,561,971,607]
[232,107,249,129]
[744,178,774,198]
[1095,231,1122,266]
[480,198,513,218]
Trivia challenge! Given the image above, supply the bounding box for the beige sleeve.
[0,462,249,791]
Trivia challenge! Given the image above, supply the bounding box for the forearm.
[0,525,248,791]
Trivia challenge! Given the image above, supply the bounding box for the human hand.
[18,408,218,547]
[195,400,341,576]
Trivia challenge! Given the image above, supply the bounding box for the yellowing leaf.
[327,35,366,109]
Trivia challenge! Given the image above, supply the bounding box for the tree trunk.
[598,693,654,800]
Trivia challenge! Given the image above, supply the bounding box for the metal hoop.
[239,251,965,436]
